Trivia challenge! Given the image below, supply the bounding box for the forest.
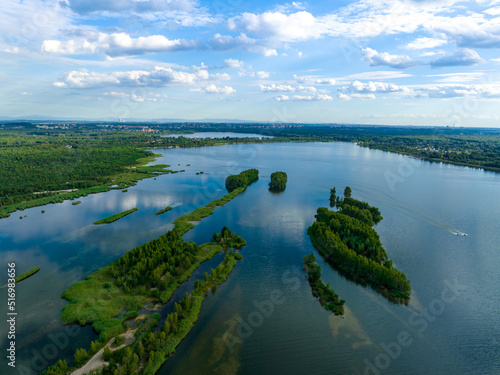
[225,168,259,192]
[308,188,411,300]
[269,171,287,192]
[2,123,499,218]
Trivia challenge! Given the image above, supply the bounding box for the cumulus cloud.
[275,95,289,101]
[223,59,245,69]
[228,11,323,42]
[292,94,333,101]
[260,84,317,92]
[257,71,271,79]
[341,80,411,94]
[404,37,447,50]
[190,84,236,94]
[430,49,484,67]
[362,48,422,69]
[275,93,333,101]
[338,93,376,100]
[424,84,500,98]
[42,32,199,57]
[209,33,277,56]
[103,91,164,102]
[54,66,213,88]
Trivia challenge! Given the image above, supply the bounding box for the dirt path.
[71,330,136,375]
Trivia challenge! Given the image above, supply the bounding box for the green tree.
[344,186,352,198]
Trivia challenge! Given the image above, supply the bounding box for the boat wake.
[320,179,467,237]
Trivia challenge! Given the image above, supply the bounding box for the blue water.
[0,142,499,374]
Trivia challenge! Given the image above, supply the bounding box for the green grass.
[94,208,138,225]
[173,186,247,235]
[72,201,82,205]
[0,266,41,290]
[155,206,172,215]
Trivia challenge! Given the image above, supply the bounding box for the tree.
[344,186,352,198]
[103,346,112,361]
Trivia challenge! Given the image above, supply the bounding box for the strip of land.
[42,170,256,375]
[93,208,138,225]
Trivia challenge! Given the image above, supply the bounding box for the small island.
[72,200,81,205]
[155,206,173,215]
[212,226,246,249]
[225,169,259,192]
[269,171,287,192]
[308,187,411,301]
[93,208,138,225]
[303,254,344,315]
[0,266,40,290]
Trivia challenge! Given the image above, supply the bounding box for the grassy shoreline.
[155,206,172,215]
[0,155,171,219]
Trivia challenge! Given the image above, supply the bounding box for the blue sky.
[2,0,500,126]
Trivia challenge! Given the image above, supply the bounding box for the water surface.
[0,142,498,375]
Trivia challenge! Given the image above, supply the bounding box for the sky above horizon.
[2,0,500,126]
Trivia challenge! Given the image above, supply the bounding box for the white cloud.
[190,84,236,94]
[338,93,376,100]
[257,71,271,79]
[430,48,484,68]
[260,84,317,92]
[228,11,324,42]
[275,95,290,101]
[209,33,277,56]
[223,59,244,69]
[342,80,411,94]
[362,48,422,69]
[54,66,213,88]
[291,94,333,101]
[337,93,352,100]
[103,91,162,102]
[42,32,199,57]
[20,91,32,95]
[1,46,20,54]
[404,37,447,50]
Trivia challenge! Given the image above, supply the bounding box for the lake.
[0,141,499,375]
[161,132,273,139]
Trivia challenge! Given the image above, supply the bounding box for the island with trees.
[269,171,287,192]
[308,187,411,301]
[303,253,344,315]
[41,172,254,375]
[225,168,259,192]
[94,208,138,225]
